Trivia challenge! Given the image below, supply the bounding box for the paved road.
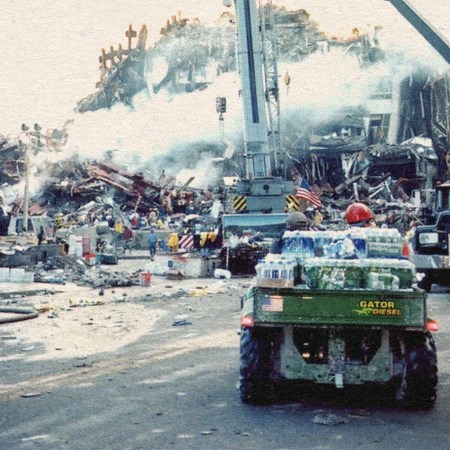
[0,279,449,449]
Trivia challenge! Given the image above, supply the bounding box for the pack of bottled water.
[302,257,415,291]
[361,258,415,289]
[303,258,363,290]
[364,228,403,258]
[281,229,404,260]
[281,231,316,258]
[256,229,415,291]
[255,256,298,288]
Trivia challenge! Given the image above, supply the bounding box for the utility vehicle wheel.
[239,327,276,404]
[396,332,438,409]
[417,271,432,292]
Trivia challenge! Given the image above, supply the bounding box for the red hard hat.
[345,202,374,225]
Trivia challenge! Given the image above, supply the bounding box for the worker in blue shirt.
[147,228,158,261]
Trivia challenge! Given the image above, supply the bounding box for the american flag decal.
[262,295,284,312]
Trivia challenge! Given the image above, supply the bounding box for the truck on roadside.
[411,182,450,291]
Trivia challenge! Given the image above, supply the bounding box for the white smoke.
[61,71,241,174]
[279,49,376,123]
[13,3,450,194]
[278,34,447,131]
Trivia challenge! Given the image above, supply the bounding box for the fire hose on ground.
[0,307,39,324]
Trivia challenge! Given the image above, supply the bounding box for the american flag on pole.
[296,179,323,209]
[261,295,284,312]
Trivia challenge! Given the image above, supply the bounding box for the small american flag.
[296,179,323,209]
[262,295,284,312]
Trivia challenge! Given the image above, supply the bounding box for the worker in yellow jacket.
[167,232,179,252]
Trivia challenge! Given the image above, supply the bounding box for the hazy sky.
[0,0,448,136]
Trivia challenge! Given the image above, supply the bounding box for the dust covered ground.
[0,259,250,364]
[1,258,450,450]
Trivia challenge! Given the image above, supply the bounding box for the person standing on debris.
[115,220,123,233]
[271,211,309,254]
[167,231,179,253]
[54,212,64,229]
[147,228,158,261]
[345,202,376,228]
[185,201,195,215]
[37,226,44,246]
[123,225,134,254]
[130,212,140,229]
[147,208,158,226]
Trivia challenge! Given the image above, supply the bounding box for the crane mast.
[234,0,272,179]
[260,0,282,176]
[224,0,294,213]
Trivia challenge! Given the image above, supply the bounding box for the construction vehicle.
[239,229,438,408]
[235,0,442,408]
[412,182,450,291]
[220,0,297,273]
[221,212,287,274]
[222,0,295,215]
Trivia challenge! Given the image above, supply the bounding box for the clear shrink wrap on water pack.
[281,228,404,260]
[302,256,415,291]
[255,256,299,288]
[255,228,416,291]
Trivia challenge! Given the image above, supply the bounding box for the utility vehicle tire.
[395,331,438,409]
[417,271,432,292]
[239,327,277,404]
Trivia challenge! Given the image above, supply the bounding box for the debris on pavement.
[172,316,192,327]
[312,412,351,426]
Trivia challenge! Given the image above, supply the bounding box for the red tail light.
[426,319,440,332]
[240,316,254,327]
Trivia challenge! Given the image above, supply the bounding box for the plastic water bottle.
[325,242,336,258]
[285,260,294,283]
[295,231,302,254]
[276,261,284,280]
[282,231,293,254]
[354,236,367,258]
[288,231,298,255]
[269,261,278,279]
[297,231,313,259]
[263,260,271,279]
[335,239,344,259]
[314,231,330,257]
[305,232,315,258]
[255,262,263,279]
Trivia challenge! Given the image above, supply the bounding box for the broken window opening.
[368,114,390,145]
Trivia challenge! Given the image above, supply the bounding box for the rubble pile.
[33,255,142,287]
[1,6,448,229]
[1,5,449,283]
[0,148,221,226]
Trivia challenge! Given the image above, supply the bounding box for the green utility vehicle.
[239,231,438,409]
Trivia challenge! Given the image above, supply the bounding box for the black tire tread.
[239,327,276,404]
[396,331,438,409]
[417,272,432,292]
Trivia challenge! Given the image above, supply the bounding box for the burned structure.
[0,4,449,236]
